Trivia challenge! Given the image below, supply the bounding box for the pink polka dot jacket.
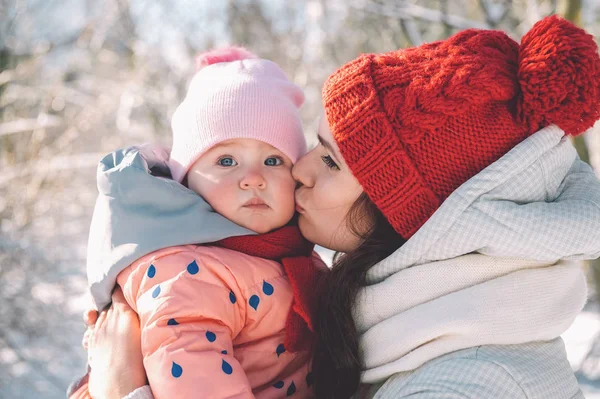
[117,245,318,398]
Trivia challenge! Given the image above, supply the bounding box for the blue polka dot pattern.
[147,264,156,278]
[222,359,233,375]
[262,281,274,295]
[229,290,236,304]
[152,285,161,298]
[273,381,284,389]
[306,372,314,386]
[187,260,199,275]
[171,361,183,378]
[249,295,260,310]
[206,331,216,342]
[167,318,179,326]
[287,381,296,396]
[221,350,227,355]
[276,344,286,357]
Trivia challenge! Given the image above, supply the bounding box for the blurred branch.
[439,0,452,37]
[479,0,511,27]
[0,68,15,86]
[557,0,589,165]
[352,0,490,30]
[0,116,62,137]
[525,0,542,29]
[399,18,422,46]
[319,0,343,65]
[572,135,591,164]
[0,152,104,186]
[559,0,582,26]
[114,0,137,37]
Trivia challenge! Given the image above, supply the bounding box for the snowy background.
[1,0,600,397]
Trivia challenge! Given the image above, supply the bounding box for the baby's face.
[187,139,296,234]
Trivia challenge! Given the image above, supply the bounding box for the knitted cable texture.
[323,15,600,238]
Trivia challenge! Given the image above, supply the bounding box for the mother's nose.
[292,152,315,188]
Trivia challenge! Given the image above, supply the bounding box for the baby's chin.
[237,214,294,234]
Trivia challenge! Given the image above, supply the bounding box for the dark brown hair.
[311,193,405,398]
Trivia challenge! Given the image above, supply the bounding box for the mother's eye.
[321,155,339,170]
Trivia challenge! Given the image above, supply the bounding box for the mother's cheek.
[297,213,310,236]
[297,210,334,250]
[298,213,319,244]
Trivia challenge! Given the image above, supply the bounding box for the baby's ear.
[195,46,258,71]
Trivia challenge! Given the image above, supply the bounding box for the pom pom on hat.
[518,15,600,136]
[195,46,258,71]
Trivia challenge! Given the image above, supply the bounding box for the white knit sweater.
[355,125,599,383]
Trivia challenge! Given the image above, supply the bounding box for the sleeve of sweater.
[371,358,528,399]
[117,247,254,399]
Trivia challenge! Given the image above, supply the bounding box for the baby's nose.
[240,172,266,189]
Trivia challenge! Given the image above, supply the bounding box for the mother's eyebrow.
[317,135,336,155]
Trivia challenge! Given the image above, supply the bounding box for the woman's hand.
[82,309,98,351]
[87,286,147,399]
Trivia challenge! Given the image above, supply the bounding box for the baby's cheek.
[280,176,298,206]
[205,187,238,220]
[270,178,296,222]
[280,191,297,223]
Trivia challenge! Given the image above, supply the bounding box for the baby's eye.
[264,156,283,166]
[218,157,238,167]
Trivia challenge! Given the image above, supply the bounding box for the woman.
[83,15,600,399]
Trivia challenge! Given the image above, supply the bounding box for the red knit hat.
[323,15,600,239]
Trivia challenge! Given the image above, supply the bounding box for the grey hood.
[86,147,252,309]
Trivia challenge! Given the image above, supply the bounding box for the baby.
[78,47,322,399]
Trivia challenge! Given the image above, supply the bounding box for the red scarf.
[214,224,326,352]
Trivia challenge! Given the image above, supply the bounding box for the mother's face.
[293,117,364,252]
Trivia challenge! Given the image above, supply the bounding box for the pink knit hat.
[169,47,307,183]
